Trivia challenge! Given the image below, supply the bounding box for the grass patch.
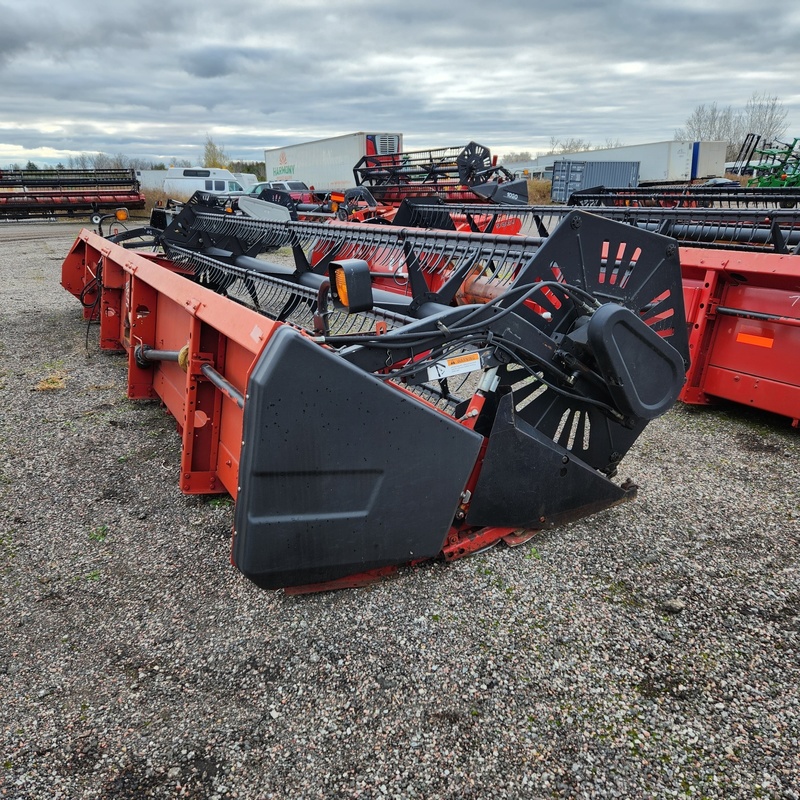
[142,188,192,215]
[602,579,645,608]
[206,497,233,509]
[527,179,552,204]
[89,525,109,543]
[34,372,67,391]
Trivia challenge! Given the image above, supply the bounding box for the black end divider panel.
[466,394,632,529]
[233,326,483,590]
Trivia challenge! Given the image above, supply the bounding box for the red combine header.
[62,194,688,592]
[0,168,146,219]
[352,141,529,205]
[680,248,800,426]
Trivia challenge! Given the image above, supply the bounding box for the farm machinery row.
[0,168,146,219]
[381,198,800,254]
[58,149,800,592]
[62,193,690,592]
[558,132,800,207]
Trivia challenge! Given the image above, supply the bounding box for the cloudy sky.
[1,0,798,168]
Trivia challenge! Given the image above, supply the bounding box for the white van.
[160,167,245,196]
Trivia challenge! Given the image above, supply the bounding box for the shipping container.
[550,160,640,203]
[264,132,403,193]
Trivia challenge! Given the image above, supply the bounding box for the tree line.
[502,92,790,165]
[5,153,192,172]
[5,136,265,180]
[503,138,625,164]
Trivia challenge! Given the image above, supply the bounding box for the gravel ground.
[0,219,799,799]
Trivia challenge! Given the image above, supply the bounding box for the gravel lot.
[0,219,798,799]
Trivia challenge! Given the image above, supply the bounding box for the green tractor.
[747,137,800,188]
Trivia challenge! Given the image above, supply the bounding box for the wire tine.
[402,202,800,253]
[163,241,418,337]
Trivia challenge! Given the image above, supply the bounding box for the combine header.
[393,200,800,426]
[680,249,800,427]
[389,199,800,254]
[62,195,689,592]
[567,185,800,210]
[352,141,529,206]
[0,168,146,219]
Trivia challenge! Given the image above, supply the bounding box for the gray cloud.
[0,0,798,166]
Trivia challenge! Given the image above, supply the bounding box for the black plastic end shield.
[232,327,482,590]
[466,394,633,529]
[471,178,529,205]
[588,304,686,420]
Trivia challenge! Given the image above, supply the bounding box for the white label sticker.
[427,352,482,381]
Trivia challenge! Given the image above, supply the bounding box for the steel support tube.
[135,345,182,363]
[134,344,183,370]
[200,363,245,408]
[133,346,244,407]
[716,306,800,328]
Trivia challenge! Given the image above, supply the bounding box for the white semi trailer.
[264,132,403,192]
[511,141,728,185]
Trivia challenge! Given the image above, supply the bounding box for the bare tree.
[501,151,533,163]
[675,102,736,143]
[155,158,193,168]
[675,93,789,160]
[67,153,91,169]
[741,92,789,144]
[542,137,594,156]
[125,157,155,170]
[89,152,113,169]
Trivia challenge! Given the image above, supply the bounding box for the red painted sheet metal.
[61,230,281,497]
[679,247,800,425]
[0,190,146,212]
